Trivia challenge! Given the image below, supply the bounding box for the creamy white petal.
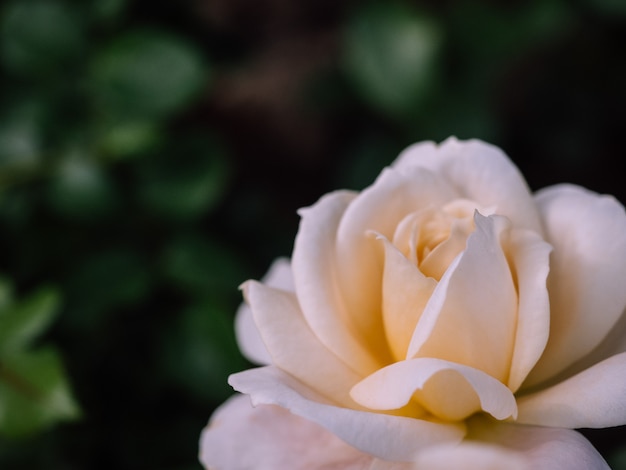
[334,167,458,364]
[243,280,363,407]
[407,214,518,382]
[526,184,626,386]
[517,352,626,428]
[199,394,374,470]
[505,229,552,392]
[393,137,543,234]
[350,358,517,421]
[235,258,293,365]
[230,366,466,462]
[413,443,528,470]
[469,417,609,470]
[293,190,381,375]
[376,234,436,360]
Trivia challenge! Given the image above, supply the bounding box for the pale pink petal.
[350,358,517,421]
[230,366,466,462]
[469,417,609,469]
[505,229,552,392]
[376,234,437,360]
[243,280,363,407]
[526,184,626,386]
[413,443,528,470]
[516,352,626,428]
[199,394,374,469]
[333,167,457,364]
[235,258,293,365]
[407,214,518,382]
[292,190,382,375]
[393,137,543,234]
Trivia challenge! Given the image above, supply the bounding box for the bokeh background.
[0,0,625,468]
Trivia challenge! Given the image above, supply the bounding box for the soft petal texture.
[407,214,518,382]
[243,280,363,407]
[200,394,373,469]
[527,184,626,386]
[293,191,381,374]
[351,358,517,421]
[413,443,528,470]
[377,234,436,361]
[235,258,293,365]
[229,366,466,462]
[393,137,543,234]
[505,229,552,392]
[333,167,457,363]
[468,417,610,469]
[516,352,626,428]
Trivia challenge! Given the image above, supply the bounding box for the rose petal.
[350,358,517,421]
[516,352,626,428]
[199,394,374,470]
[333,167,458,364]
[413,442,528,470]
[505,229,552,392]
[393,137,543,234]
[469,417,610,470]
[230,366,466,462]
[235,258,293,365]
[407,213,518,382]
[293,190,382,375]
[526,184,626,386]
[376,233,437,360]
[243,280,364,407]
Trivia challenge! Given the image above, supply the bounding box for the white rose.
[200,137,626,469]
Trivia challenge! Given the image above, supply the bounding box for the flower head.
[201,138,626,469]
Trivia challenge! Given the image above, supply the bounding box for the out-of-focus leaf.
[46,154,117,218]
[91,0,127,23]
[64,250,151,331]
[90,30,207,120]
[0,102,43,176]
[585,0,626,15]
[98,121,162,160]
[344,3,442,117]
[0,286,59,354]
[137,136,229,219]
[0,0,85,75]
[0,347,80,437]
[161,236,246,297]
[163,299,246,402]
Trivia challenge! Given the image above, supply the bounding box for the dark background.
[0,0,625,468]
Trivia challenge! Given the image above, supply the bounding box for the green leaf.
[0,287,59,354]
[343,3,442,117]
[46,154,118,218]
[90,29,208,120]
[162,299,246,402]
[98,120,162,160]
[137,136,229,220]
[0,347,80,437]
[161,236,246,297]
[0,0,85,75]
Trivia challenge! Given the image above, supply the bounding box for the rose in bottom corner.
[199,138,626,469]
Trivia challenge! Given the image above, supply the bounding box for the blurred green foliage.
[0,0,624,468]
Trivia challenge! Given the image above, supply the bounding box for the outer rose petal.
[235,258,293,365]
[413,443,528,470]
[392,137,543,234]
[350,358,517,421]
[243,280,363,407]
[199,394,374,469]
[516,352,626,428]
[527,184,626,386]
[229,366,466,462]
[293,190,382,375]
[468,417,610,470]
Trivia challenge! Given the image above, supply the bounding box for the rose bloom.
[200,138,626,469]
